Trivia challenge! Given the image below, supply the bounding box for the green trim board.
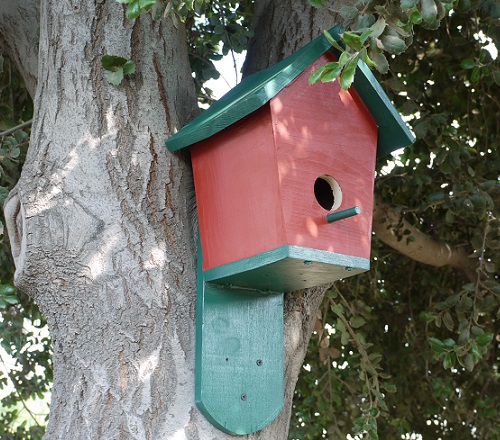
[204,245,370,293]
[166,25,414,156]
[196,237,284,435]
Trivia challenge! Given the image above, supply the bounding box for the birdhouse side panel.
[270,53,378,260]
[191,105,287,272]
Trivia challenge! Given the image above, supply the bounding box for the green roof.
[166,25,415,157]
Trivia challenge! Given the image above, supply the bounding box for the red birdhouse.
[167,27,414,293]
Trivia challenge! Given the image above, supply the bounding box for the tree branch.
[0,119,32,137]
[0,0,40,97]
[372,194,477,281]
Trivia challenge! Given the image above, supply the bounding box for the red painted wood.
[192,52,378,271]
[270,53,378,259]
[191,105,286,271]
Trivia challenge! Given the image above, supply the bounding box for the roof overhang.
[166,25,415,157]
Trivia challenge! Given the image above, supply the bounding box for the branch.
[0,0,40,97]
[0,119,32,137]
[372,194,477,281]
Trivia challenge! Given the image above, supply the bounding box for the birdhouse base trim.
[196,238,284,435]
[204,245,370,292]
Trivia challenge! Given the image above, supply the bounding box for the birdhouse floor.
[204,245,370,293]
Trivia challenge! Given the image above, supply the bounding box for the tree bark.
[0,0,40,96]
[372,194,477,281]
[2,1,337,438]
[5,1,205,438]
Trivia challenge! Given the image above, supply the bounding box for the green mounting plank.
[166,25,414,157]
[196,239,284,435]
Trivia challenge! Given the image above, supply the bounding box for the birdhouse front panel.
[192,53,379,292]
[190,104,287,274]
[270,53,378,261]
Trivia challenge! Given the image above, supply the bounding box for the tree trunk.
[2,1,337,438]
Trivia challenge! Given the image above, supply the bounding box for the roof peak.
[166,25,414,156]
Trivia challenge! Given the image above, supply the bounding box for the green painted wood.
[165,25,414,157]
[196,238,284,435]
[203,245,370,292]
[353,61,415,156]
[325,206,361,223]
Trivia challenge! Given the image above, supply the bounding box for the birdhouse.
[166,25,414,436]
[168,28,413,293]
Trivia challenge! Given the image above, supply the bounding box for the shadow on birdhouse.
[166,25,414,435]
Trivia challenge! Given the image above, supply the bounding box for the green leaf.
[410,9,423,24]
[4,295,19,305]
[342,31,363,51]
[442,311,454,331]
[492,70,500,85]
[332,303,344,317]
[338,51,350,67]
[476,333,493,347]
[320,62,342,82]
[443,353,454,369]
[340,57,358,90]
[115,0,134,3]
[429,337,445,353]
[0,284,15,296]
[360,29,373,44]
[420,0,438,23]
[458,328,470,345]
[339,5,359,20]
[323,30,344,52]
[309,0,323,8]
[139,0,156,9]
[123,60,136,75]
[471,66,481,82]
[350,315,366,328]
[460,58,476,69]
[309,65,328,85]
[369,50,389,73]
[106,68,125,86]
[102,55,128,71]
[341,330,350,345]
[464,353,475,371]
[370,17,386,39]
[380,35,407,54]
[126,1,142,19]
[400,0,419,10]
[360,49,376,67]
[382,382,397,393]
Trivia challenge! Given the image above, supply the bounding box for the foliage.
[0,57,50,439]
[111,0,253,102]
[309,0,458,88]
[101,55,136,86]
[293,2,499,439]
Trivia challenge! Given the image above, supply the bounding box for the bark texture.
[5,1,205,438]
[2,0,338,438]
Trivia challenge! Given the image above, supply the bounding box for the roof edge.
[166,25,415,156]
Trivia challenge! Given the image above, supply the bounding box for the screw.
[256,359,263,366]
[345,267,353,271]
[304,260,313,265]
[241,394,247,401]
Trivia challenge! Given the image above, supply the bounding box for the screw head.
[256,359,263,366]
[345,266,353,271]
[241,394,247,401]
